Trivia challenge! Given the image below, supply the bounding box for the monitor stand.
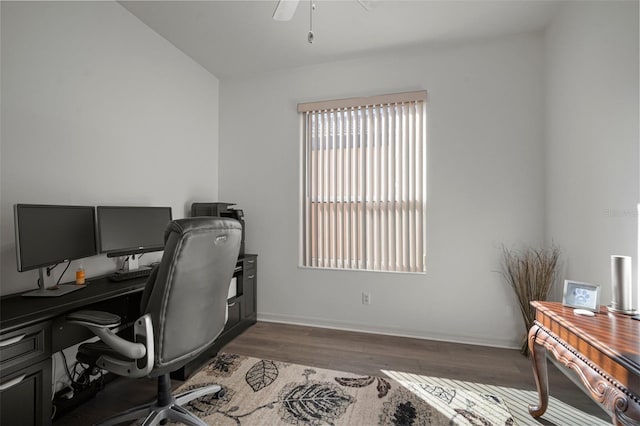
[125,255,140,271]
[21,267,86,298]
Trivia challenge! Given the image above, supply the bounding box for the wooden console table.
[528,301,640,425]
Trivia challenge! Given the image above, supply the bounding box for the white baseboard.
[257,312,520,350]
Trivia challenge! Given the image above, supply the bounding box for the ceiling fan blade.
[357,0,378,12]
[273,0,300,21]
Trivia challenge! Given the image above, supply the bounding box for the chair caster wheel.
[215,388,225,399]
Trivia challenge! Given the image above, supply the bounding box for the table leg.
[528,324,549,418]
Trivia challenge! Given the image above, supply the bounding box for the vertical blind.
[299,91,427,273]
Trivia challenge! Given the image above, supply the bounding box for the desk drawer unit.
[1,358,52,426]
[0,321,50,376]
[224,298,241,331]
[0,322,52,426]
[242,256,257,321]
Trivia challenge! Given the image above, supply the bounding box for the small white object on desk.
[573,308,595,317]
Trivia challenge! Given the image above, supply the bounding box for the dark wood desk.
[0,276,147,426]
[528,301,640,425]
[0,254,257,426]
[1,278,147,333]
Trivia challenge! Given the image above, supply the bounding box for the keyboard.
[108,267,152,282]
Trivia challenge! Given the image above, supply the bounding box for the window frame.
[298,91,427,274]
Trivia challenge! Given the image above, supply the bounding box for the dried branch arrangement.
[501,245,560,356]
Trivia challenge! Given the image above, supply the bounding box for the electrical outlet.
[362,292,371,305]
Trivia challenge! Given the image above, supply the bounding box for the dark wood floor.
[54,321,609,425]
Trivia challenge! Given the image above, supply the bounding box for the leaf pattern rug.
[173,353,516,425]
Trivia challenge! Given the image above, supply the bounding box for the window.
[299,91,427,273]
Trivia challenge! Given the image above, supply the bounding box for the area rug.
[384,370,609,426]
[174,353,516,425]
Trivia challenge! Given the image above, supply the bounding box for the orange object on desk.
[75,268,85,285]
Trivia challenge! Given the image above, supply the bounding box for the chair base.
[97,381,224,426]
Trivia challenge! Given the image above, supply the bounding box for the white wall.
[545,1,639,306]
[220,33,545,348]
[0,2,220,296]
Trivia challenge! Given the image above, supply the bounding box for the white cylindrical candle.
[611,255,633,312]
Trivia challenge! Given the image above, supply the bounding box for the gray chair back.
[140,217,241,375]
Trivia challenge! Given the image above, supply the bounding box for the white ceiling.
[120,0,560,79]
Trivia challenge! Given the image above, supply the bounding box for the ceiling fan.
[273,0,373,21]
[273,0,374,43]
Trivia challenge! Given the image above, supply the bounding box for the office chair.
[67,217,242,426]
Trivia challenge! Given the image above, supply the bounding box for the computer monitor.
[96,206,172,265]
[14,204,97,296]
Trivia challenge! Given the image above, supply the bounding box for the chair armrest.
[67,310,149,365]
[67,310,121,328]
[95,314,154,378]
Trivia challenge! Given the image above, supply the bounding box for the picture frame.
[562,280,601,312]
